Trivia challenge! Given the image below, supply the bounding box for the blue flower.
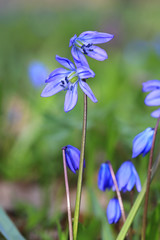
[132,128,154,158]
[28,61,48,88]
[115,161,141,193]
[63,145,85,174]
[142,80,160,118]
[41,55,97,112]
[98,163,113,191]
[69,31,114,67]
[106,198,121,224]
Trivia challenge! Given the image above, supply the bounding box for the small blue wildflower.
[28,61,48,88]
[132,128,154,158]
[63,145,85,174]
[98,163,113,191]
[41,55,97,112]
[69,31,114,67]
[106,198,121,224]
[115,161,141,193]
[142,80,160,118]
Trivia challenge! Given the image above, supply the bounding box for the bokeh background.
[1,0,160,239]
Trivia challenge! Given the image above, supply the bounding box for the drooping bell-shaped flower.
[69,31,114,67]
[98,163,113,191]
[106,198,121,224]
[41,55,97,112]
[142,80,160,118]
[63,145,85,174]
[28,61,48,88]
[132,127,154,158]
[115,161,141,193]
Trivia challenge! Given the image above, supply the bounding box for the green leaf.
[0,208,26,240]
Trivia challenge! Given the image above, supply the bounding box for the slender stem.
[62,147,73,240]
[142,116,160,240]
[108,161,126,224]
[73,93,87,240]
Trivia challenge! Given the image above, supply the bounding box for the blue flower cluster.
[41,31,114,112]
[98,161,141,224]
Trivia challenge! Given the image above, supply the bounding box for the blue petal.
[65,145,81,174]
[132,129,151,158]
[71,46,89,67]
[56,55,75,70]
[86,45,108,61]
[79,80,97,103]
[98,163,113,191]
[77,66,95,79]
[107,198,121,224]
[116,161,132,191]
[132,166,141,192]
[41,82,63,97]
[151,108,160,118]
[142,80,160,92]
[126,173,136,192]
[64,83,78,112]
[46,68,70,83]
[69,34,77,47]
[79,31,114,44]
[145,89,160,106]
[142,132,154,156]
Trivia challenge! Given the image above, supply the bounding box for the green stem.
[142,117,160,240]
[116,151,160,240]
[73,93,87,240]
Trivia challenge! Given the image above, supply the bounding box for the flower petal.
[79,31,114,44]
[55,55,75,70]
[132,128,154,158]
[132,166,141,192]
[151,108,160,118]
[107,198,121,224]
[77,66,95,79]
[41,82,63,97]
[98,163,113,191]
[142,80,160,92]
[86,45,108,61]
[71,46,89,67]
[79,80,97,103]
[64,84,78,112]
[116,161,131,191]
[145,89,160,106]
[46,68,70,83]
[69,34,77,47]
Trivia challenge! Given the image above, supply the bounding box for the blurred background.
[1,0,160,239]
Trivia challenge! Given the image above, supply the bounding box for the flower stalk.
[142,116,160,240]
[62,147,73,240]
[73,91,87,240]
[107,161,126,224]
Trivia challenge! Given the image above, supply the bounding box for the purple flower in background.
[41,55,97,112]
[98,163,113,191]
[115,161,141,193]
[69,31,114,67]
[142,80,160,118]
[106,198,121,224]
[132,128,154,158]
[63,145,85,174]
[28,61,48,88]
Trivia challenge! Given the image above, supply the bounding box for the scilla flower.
[115,161,141,192]
[41,55,97,112]
[142,80,160,118]
[106,198,121,224]
[69,31,114,67]
[132,128,154,158]
[98,163,113,191]
[63,145,85,174]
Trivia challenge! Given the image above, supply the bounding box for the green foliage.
[0,208,25,240]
